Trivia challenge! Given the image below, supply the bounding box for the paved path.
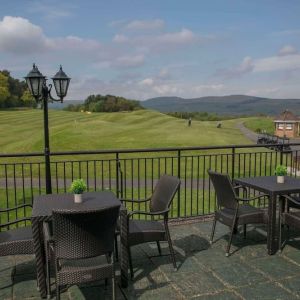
[235,121,258,143]
[236,121,300,153]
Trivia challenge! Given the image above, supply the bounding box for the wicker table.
[234,176,300,255]
[32,191,128,298]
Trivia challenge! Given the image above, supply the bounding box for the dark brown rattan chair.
[208,170,268,256]
[0,204,34,256]
[121,174,180,278]
[44,205,120,300]
[279,195,300,252]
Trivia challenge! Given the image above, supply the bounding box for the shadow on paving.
[2,221,300,299]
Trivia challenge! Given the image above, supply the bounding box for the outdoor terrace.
[2,220,300,300]
[2,144,300,299]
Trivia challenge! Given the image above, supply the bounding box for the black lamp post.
[25,64,70,194]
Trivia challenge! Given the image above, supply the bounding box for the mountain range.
[141,95,300,116]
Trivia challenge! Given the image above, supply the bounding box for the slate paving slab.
[235,281,299,300]
[2,220,300,299]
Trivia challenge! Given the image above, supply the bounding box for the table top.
[234,176,300,195]
[32,191,124,218]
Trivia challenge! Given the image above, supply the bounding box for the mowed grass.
[0,109,252,154]
[243,117,274,134]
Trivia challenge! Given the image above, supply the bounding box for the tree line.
[64,94,143,112]
[167,111,250,121]
[0,70,36,109]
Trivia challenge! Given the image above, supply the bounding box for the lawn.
[0,109,252,154]
[243,117,274,134]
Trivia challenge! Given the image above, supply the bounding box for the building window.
[286,123,293,130]
[277,123,284,130]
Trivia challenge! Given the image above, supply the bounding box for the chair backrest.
[150,174,181,213]
[207,170,237,210]
[52,205,120,259]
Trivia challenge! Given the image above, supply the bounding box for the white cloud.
[0,16,50,54]
[112,28,206,54]
[113,54,145,68]
[156,28,196,44]
[113,34,129,43]
[278,45,298,56]
[218,50,300,79]
[254,54,300,72]
[272,29,300,36]
[139,78,154,86]
[125,19,165,31]
[217,56,254,78]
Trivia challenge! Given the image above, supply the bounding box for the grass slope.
[243,117,274,134]
[0,109,252,154]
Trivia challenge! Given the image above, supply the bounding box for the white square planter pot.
[277,176,285,184]
[74,194,83,203]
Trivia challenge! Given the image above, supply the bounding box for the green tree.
[0,73,10,108]
[21,89,37,108]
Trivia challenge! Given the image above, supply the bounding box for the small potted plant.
[70,179,87,203]
[275,165,287,184]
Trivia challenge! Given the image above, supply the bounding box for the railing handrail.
[1,142,300,158]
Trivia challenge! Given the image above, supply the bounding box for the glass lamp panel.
[30,77,41,97]
[24,64,45,98]
[52,66,70,99]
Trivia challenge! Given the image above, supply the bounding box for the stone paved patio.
[1,220,300,299]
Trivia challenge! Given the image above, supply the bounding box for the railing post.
[231,147,235,181]
[177,150,181,218]
[280,147,283,165]
[116,152,120,198]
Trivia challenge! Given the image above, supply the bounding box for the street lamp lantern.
[24,63,71,194]
[52,65,71,101]
[24,64,45,99]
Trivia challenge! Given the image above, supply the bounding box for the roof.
[274,110,300,122]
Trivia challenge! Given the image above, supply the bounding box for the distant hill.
[141,95,300,116]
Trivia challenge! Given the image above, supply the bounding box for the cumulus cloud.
[112,54,145,68]
[0,16,51,54]
[139,78,154,86]
[113,34,129,43]
[254,54,300,72]
[112,28,206,54]
[216,56,254,78]
[125,19,165,31]
[278,45,298,56]
[218,50,300,79]
[27,1,74,20]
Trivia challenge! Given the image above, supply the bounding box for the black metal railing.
[1,143,300,229]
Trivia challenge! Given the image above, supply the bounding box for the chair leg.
[226,221,236,257]
[45,245,51,298]
[112,255,116,300]
[157,241,162,255]
[165,223,177,270]
[114,235,119,262]
[243,224,247,239]
[56,284,60,300]
[128,246,134,279]
[279,212,282,253]
[112,275,116,300]
[210,217,217,245]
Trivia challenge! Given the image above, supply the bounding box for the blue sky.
[1,0,300,100]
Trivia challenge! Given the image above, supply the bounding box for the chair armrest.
[127,209,169,220]
[120,197,151,204]
[233,185,248,195]
[282,195,300,206]
[237,193,269,202]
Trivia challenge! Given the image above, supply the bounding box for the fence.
[1,143,300,229]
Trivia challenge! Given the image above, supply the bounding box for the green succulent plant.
[70,179,87,194]
[275,165,287,176]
